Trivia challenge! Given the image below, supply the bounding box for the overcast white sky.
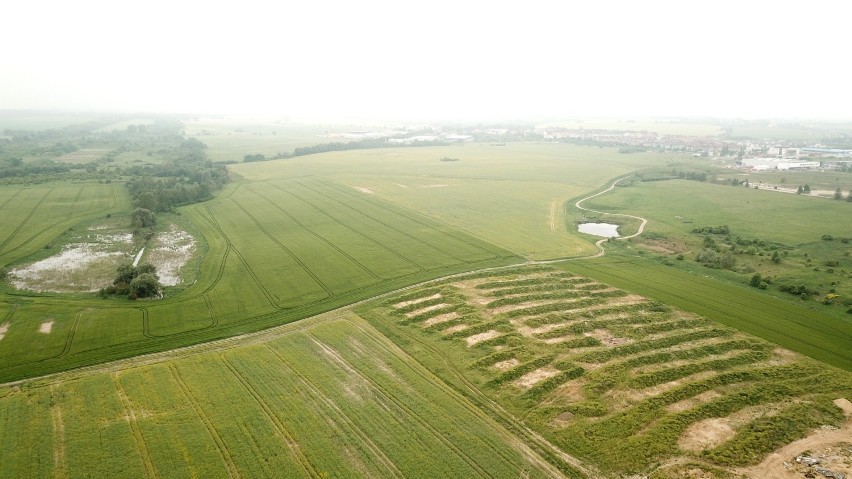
[1,0,850,121]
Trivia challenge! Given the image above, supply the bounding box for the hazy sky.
[2,0,850,120]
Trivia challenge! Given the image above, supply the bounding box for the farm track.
[265,344,406,479]
[64,186,85,221]
[49,384,67,479]
[248,184,380,280]
[113,373,157,479]
[306,333,496,479]
[0,188,50,254]
[265,181,425,274]
[219,353,320,478]
[168,365,241,479]
[228,197,334,301]
[298,180,477,264]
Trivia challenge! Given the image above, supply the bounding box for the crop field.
[0,182,126,265]
[0,313,564,479]
[0,170,519,382]
[362,265,852,477]
[231,144,675,259]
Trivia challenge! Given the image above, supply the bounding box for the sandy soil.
[678,417,737,451]
[40,321,53,334]
[421,312,460,328]
[514,367,560,389]
[493,358,520,371]
[442,324,468,334]
[404,303,449,318]
[393,293,442,309]
[466,330,501,346]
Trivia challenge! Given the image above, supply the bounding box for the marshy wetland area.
[0,114,850,479]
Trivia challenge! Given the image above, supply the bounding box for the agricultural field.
[0,165,519,382]
[362,265,852,478]
[230,143,677,259]
[0,312,565,478]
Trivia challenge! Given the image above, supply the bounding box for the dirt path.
[738,398,852,479]
[572,176,648,258]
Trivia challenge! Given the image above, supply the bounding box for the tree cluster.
[101,263,161,299]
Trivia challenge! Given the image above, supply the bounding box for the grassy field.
[231,144,675,259]
[0,182,126,266]
[0,312,566,478]
[0,167,519,382]
[362,265,852,477]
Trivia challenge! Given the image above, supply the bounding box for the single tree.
[797,185,803,194]
[803,184,811,194]
[128,273,160,299]
[130,208,156,228]
[834,187,843,200]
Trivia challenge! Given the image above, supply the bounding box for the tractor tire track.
[169,365,241,479]
[113,373,158,479]
[219,353,320,479]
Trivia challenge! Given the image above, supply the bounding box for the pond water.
[578,223,620,238]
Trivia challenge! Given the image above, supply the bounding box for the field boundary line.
[168,365,241,479]
[113,373,158,479]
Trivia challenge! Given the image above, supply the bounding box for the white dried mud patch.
[144,226,196,286]
[40,321,53,334]
[10,243,128,292]
[352,186,374,194]
[9,224,195,292]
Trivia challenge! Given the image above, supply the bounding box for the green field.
[2,134,852,479]
[362,266,852,477]
[0,313,565,478]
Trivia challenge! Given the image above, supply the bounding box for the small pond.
[577,223,620,238]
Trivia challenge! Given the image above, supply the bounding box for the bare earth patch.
[422,312,460,328]
[466,330,501,346]
[617,371,718,403]
[514,367,561,389]
[678,418,736,451]
[404,303,449,318]
[584,328,632,347]
[493,358,520,371]
[10,244,128,292]
[352,186,374,194]
[666,390,722,413]
[442,324,468,334]
[0,323,8,341]
[394,293,442,309]
[835,398,852,415]
[144,225,196,286]
[40,321,54,334]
